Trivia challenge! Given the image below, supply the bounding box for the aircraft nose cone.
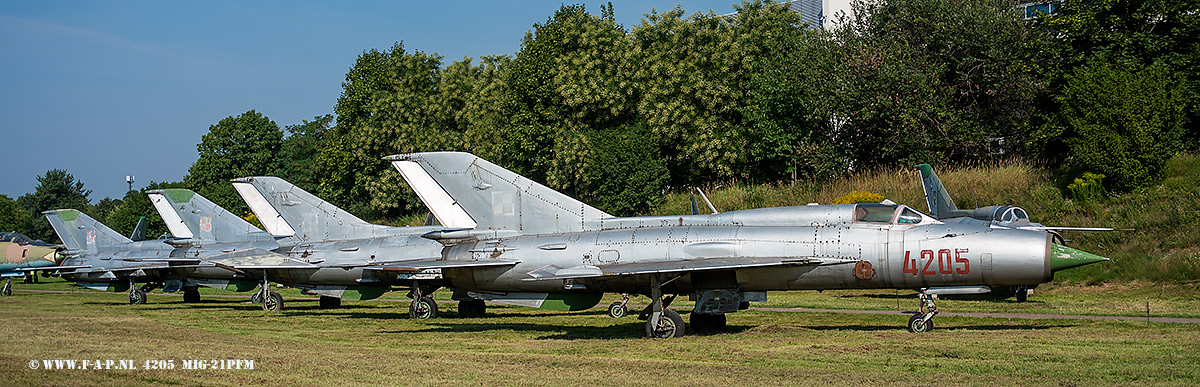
[1050,244,1109,271]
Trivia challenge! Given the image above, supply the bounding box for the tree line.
[3,0,1196,243]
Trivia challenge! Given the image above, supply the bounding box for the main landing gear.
[256,274,282,312]
[2,278,12,296]
[408,281,438,320]
[128,279,149,305]
[908,289,939,333]
[643,277,685,339]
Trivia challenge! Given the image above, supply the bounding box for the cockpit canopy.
[970,205,1030,224]
[853,204,937,225]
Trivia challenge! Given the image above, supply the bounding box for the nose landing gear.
[907,290,938,333]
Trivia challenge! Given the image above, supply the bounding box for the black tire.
[409,296,438,319]
[1,282,11,296]
[645,309,686,338]
[250,292,262,304]
[1015,287,1029,303]
[263,292,283,311]
[129,289,147,305]
[183,288,201,303]
[907,314,933,333]
[458,299,486,318]
[319,296,341,309]
[607,302,628,318]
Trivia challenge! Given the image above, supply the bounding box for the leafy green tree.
[17,169,91,242]
[276,114,333,193]
[103,181,186,240]
[88,196,123,226]
[0,195,31,235]
[1029,0,1200,157]
[1056,63,1188,192]
[319,43,495,219]
[184,110,282,215]
[488,4,636,192]
[824,0,1035,168]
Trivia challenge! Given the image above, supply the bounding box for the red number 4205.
[903,248,969,276]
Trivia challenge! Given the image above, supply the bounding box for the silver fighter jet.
[385,152,1109,337]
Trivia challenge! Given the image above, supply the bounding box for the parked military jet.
[144,189,280,305]
[227,176,514,315]
[917,163,1125,301]
[386,152,1109,337]
[40,209,178,304]
[1,232,60,295]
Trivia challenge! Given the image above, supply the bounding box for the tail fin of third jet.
[147,189,275,244]
[387,152,611,234]
[43,209,132,253]
[917,164,958,219]
[230,177,398,242]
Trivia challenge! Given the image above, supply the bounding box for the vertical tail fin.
[387,152,611,234]
[129,217,148,241]
[917,164,958,219]
[230,177,398,242]
[147,189,275,244]
[43,209,131,253]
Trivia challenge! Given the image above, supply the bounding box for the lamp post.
[126,175,134,192]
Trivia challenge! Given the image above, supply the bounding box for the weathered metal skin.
[265,236,446,286]
[437,207,1054,296]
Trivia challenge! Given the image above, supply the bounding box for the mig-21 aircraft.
[917,163,1126,301]
[385,152,1109,337]
[225,176,516,315]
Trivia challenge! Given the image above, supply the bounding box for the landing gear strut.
[128,279,147,305]
[257,274,282,311]
[907,289,938,333]
[408,281,438,319]
[644,277,685,338]
[1,278,12,296]
[607,294,630,318]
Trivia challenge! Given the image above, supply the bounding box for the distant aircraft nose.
[1050,244,1110,272]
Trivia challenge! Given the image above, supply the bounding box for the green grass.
[3,278,1200,385]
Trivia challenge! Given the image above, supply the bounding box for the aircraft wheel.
[409,296,438,320]
[1015,287,1029,303]
[458,299,486,318]
[129,289,147,305]
[907,314,933,333]
[607,302,628,318]
[1,281,12,296]
[262,292,283,311]
[183,288,201,303]
[319,296,341,309]
[645,309,685,339]
[250,292,262,304]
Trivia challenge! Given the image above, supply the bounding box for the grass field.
[2,278,1198,386]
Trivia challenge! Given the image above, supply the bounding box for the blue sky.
[0,1,737,201]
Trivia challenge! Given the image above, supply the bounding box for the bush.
[831,190,886,204]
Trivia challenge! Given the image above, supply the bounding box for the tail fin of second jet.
[43,209,131,253]
[387,152,611,234]
[230,177,399,242]
[917,164,958,219]
[147,189,275,244]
